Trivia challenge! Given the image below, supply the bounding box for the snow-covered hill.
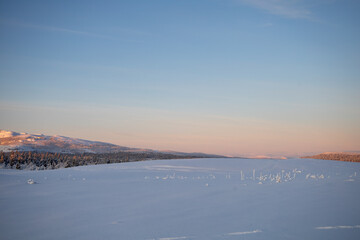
[0,130,223,158]
[0,157,359,240]
[0,130,144,153]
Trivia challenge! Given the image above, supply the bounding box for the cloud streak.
[227,230,262,235]
[315,225,360,230]
[0,19,112,39]
[237,0,312,19]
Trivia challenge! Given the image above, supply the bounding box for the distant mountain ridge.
[0,130,223,158]
[0,130,142,153]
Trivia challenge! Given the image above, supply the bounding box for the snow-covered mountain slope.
[1,158,359,240]
[0,130,224,158]
[0,130,150,154]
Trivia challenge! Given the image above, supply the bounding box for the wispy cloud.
[315,225,360,230]
[227,230,262,235]
[0,19,112,39]
[237,0,312,19]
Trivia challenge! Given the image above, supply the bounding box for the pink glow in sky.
[1,1,359,157]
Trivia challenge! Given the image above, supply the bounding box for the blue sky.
[1,0,359,156]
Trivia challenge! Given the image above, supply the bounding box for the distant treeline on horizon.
[0,151,206,170]
[302,153,360,162]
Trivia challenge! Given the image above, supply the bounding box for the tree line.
[0,151,202,170]
[301,153,360,162]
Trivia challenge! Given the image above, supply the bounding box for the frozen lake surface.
[1,158,360,240]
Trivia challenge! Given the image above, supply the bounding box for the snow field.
[1,158,360,240]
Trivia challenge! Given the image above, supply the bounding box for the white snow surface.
[1,158,360,240]
[0,130,20,138]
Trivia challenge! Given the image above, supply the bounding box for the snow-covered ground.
[1,158,360,240]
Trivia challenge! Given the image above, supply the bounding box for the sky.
[0,0,359,157]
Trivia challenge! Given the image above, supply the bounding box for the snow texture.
[1,158,360,240]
